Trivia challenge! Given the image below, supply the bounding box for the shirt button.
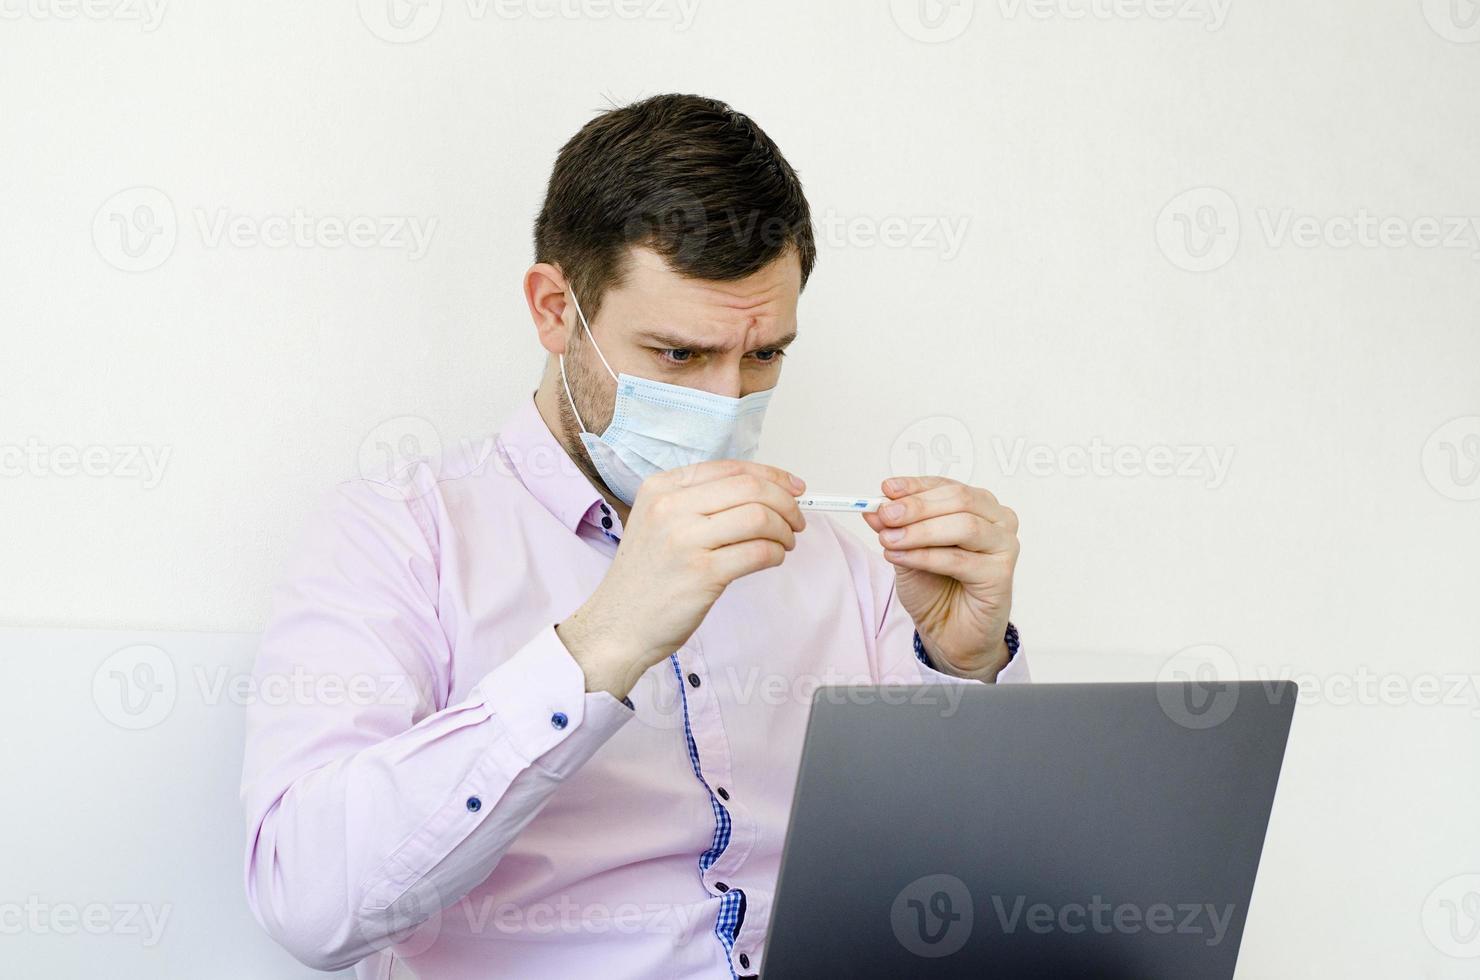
[715,882,729,893]
[599,502,610,515]
[465,796,482,812]
[739,954,750,969]
[716,787,730,801]
[600,516,613,529]
[550,712,568,730]
[687,672,701,688]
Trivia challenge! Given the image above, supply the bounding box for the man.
[241,93,1026,979]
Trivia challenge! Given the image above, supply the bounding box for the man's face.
[560,247,802,444]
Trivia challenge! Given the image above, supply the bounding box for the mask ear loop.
[558,286,616,435]
[567,287,618,380]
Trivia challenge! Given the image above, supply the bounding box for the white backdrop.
[2,1,1478,977]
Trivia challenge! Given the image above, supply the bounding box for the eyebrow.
[637,330,798,355]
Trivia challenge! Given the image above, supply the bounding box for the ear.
[524,262,573,356]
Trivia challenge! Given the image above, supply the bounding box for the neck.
[533,373,631,523]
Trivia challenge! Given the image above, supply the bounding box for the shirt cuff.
[479,625,633,779]
[914,622,1020,676]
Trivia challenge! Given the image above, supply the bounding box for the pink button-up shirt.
[241,397,1028,979]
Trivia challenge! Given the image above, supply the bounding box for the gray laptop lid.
[762,681,1296,979]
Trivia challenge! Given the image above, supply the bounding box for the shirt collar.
[496,396,612,534]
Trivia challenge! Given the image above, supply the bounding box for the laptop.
[762,681,1296,979]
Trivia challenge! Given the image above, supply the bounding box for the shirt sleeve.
[239,477,632,972]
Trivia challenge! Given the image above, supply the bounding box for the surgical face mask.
[558,288,774,505]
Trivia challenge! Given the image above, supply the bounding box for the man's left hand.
[862,476,1019,679]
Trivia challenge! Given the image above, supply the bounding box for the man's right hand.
[556,460,807,700]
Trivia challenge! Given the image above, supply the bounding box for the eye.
[750,348,786,364]
[658,348,694,364]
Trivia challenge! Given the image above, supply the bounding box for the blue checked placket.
[668,655,747,976]
[597,509,746,971]
[601,509,747,974]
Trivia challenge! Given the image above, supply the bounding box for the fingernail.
[789,475,805,493]
[882,503,904,521]
[881,528,904,545]
[884,478,903,494]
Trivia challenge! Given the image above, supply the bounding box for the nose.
[695,358,746,398]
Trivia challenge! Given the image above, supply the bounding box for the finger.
[881,545,1001,584]
[877,480,998,527]
[699,501,798,552]
[707,537,787,583]
[682,472,806,532]
[654,458,805,495]
[986,502,1019,532]
[877,512,1016,555]
[861,510,885,534]
[878,482,1015,530]
[882,475,984,500]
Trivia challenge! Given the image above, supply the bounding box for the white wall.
[2,0,1478,976]
[0,628,348,978]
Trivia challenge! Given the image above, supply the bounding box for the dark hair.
[534,93,816,319]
